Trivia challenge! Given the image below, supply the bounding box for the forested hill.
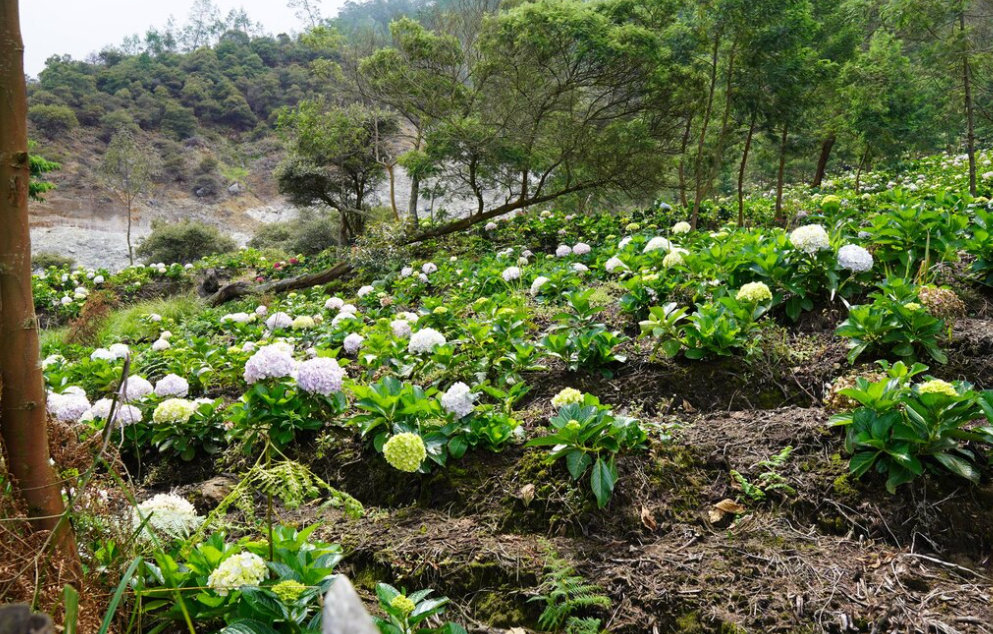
[26,0,993,247]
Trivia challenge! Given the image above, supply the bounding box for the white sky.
[20,0,347,78]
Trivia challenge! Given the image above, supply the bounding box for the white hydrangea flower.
[122,376,154,401]
[134,493,203,541]
[291,315,316,330]
[155,374,190,398]
[837,244,873,273]
[485,222,498,231]
[551,387,583,408]
[221,312,252,324]
[643,237,672,253]
[605,256,627,273]
[440,382,476,419]
[502,266,521,282]
[357,285,374,298]
[42,354,65,368]
[572,242,591,256]
[397,311,419,323]
[408,328,446,354]
[149,313,162,323]
[618,236,633,249]
[160,330,173,340]
[244,345,298,384]
[325,297,344,311]
[332,312,359,327]
[339,304,358,315]
[422,262,437,274]
[391,319,412,338]
[152,338,171,351]
[571,263,589,274]
[266,312,293,330]
[672,221,691,234]
[530,276,550,296]
[400,266,413,278]
[60,296,73,305]
[93,275,104,284]
[555,244,572,258]
[255,305,268,316]
[418,273,429,283]
[790,225,830,255]
[207,552,268,597]
[343,333,364,354]
[663,248,688,268]
[48,390,91,423]
[296,357,346,396]
[90,348,116,362]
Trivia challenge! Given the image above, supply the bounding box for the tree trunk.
[690,28,722,229]
[677,113,693,208]
[774,123,789,224]
[407,174,420,225]
[701,37,738,205]
[854,146,870,195]
[737,113,756,227]
[811,134,835,188]
[385,164,399,221]
[0,0,78,560]
[126,200,134,265]
[960,10,977,196]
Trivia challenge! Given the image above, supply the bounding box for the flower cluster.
[408,328,446,354]
[296,357,346,396]
[440,382,476,419]
[605,256,626,273]
[153,398,198,425]
[291,315,316,330]
[391,319,412,338]
[391,594,416,615]
[343,333,365,354]
[917,286,966,320]
[643,237,672,253]
[790,224,830,255]
[383,432,427,472]
[555,244,572,258]
[48,388,91,423]
[736,281,773,303]
[551,387,584,408]
[662,249,687,268]
[572,242,591,255]
[155,374,190,398]
[123,376,154,401]
[837,244,873,272]
[244,345,298,384]
[502,266,521,282]
[207,552,268,597]
[134,493,203,540]
[266,312,293,330]
[530,276,549,295]
[672,221,691,234]
[918,379,958,397]
[271,580,307,603]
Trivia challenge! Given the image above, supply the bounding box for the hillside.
[16,148,993,632]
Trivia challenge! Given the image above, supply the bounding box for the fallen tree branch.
[207,182,603,305]
[207,261,354,306]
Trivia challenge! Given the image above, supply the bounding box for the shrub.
[28,104,79,137]
[248,221,295,250]
[135,220,237,264]
[32,251,76,270]
[191,173,221,198]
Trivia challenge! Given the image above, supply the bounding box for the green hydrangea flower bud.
[383,433,427,472]
[272,580,307,603]
[390,594,416,615]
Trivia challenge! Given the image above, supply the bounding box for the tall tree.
[0,0,78,563]
[100,129,157,265]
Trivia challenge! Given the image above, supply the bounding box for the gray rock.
[0,604,55,634]
[322,576,378,634]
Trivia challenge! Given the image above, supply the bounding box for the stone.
[322,576,378,634]
[0,604,55,634]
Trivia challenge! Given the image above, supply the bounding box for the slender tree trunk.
[385,164,399,221]
[0,0,78,561]
[690,28,722,229]
[811,134,835,188]
[774,123,789,224]
[406,131,422,225]
[126,200,134,265]
[738,113,756,227]
[960,10,977,196]
[854,146,870,195]
[677,113,694,207]
[701,37,738,204]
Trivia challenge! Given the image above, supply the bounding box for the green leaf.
[589,458,615,509]
[566,450,592,480]
[220,620,281,634]
[849,450,879,478]
[932,453,979,482]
